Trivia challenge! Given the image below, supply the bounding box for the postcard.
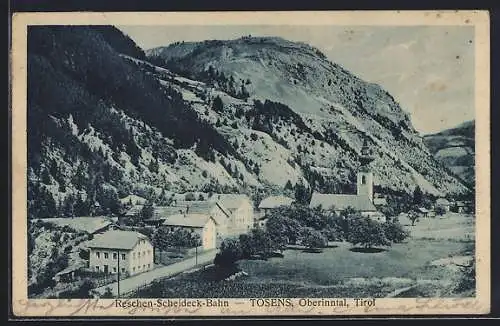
[10,10,490,317]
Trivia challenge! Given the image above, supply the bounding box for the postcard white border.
[11,10,490,317]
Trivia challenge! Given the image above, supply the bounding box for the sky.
[117,25,475,135]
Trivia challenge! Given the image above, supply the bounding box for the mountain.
[27,27,470,220]
[423,120,475,187]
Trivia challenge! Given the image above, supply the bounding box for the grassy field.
[134,213,475,298]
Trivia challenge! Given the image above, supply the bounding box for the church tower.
[357,139,374,201]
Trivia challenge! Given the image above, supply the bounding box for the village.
[28,141,475,299]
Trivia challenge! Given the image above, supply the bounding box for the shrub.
[214,238,242,268]
[301,227,327,250]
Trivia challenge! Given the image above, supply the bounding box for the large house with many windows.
[87,230,154,277]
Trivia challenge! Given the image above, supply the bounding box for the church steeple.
[357,139,374,201]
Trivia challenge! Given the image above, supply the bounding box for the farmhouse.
[436,198,451,212]
[144,206,186,226]
[417,207,430,218]
[87,230,154,276]
[162,214,217,250]
[309,139,386,222]
[209,194,254,235]
[119,194,147,207]
[171,200,231,238]
[258,195,295,213]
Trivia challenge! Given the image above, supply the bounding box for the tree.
[413,186,423,206]
[347,215,390,249]
[408,210,419,226]
[140,202,154,221]
[215,238,242,267]
[284,180,293,190]
[294,182,311,204]
[382,221,409,243]
[148,159,159,174]
[301,227,327,250]
[212,96,224,112]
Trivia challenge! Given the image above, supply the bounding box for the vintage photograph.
[11,11,490,316]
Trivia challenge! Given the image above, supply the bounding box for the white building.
[171,200,231,241]
[87,230,154,277]
[309,139,386,223]
[209,194,254,235]
[162,214,218,250]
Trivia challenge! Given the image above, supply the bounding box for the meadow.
[134,212,475,298]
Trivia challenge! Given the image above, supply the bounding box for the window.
[143,264,145,270]
[133,267,135,272]
[104,252,109,259]
[138,252,141,258]
[361,175,366,185]
[96,252,100,259]
[121,254,126,260]
[113,267,117,273]
[121,268,125,273]
[143,251,145,257]
[95,266,100,272]
[113,252,118,260]
[138,265,141,269]
[148,264,151,269]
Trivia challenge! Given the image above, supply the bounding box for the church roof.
[309,193,377,212]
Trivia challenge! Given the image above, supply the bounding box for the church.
[309,139,386,222]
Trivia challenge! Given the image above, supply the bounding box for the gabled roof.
[209,194,252,209]
[258,195,295,209]
[124,205,143,217]
[309,193,377,212]
[151,206,186,220]
[417,207,429,213]
[173,200,230,217]
[162,214,216,228]
[37,216,113,234]
[436,198,451,205]
[119,194,147,205]
[87,230,149,250]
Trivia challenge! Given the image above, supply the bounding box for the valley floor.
[133,212,475,298]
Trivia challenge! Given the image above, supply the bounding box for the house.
[87,230,154,276]
[53,261,87,283]
[144,206,186,226]
[119,194,147,208]
[436,198,451,212]
[37,216,116,235]
[258,195,295,215]
[417,207,429,217]
[309,193,385,222]
[209,194,254,235]
[170,200,231,239]
[309,139,386,223]
[162,214,217,250]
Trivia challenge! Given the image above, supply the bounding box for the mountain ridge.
[27,27,470,219]
[423,120,475,187]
